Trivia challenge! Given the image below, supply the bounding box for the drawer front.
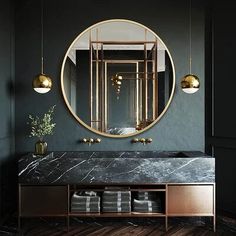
[20,185,68,216]
[168,185,214,215]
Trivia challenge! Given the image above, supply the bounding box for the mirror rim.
[61,19,176,138]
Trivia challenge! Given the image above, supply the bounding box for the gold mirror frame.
[61,19,176,138]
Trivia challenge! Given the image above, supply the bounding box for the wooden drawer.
[167,185,214,215]
[20,185,68,216]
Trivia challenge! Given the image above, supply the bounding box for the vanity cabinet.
[18,183,215,232]
[18,152,215,232]
[167,185,214,216]
[19,185,68,216]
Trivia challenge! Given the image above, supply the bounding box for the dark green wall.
[205,0,236,216]
[0,0,15,218]
[15,0,205,153]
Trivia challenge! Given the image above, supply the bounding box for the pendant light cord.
[189,0,192,74]
[41,0,44,74]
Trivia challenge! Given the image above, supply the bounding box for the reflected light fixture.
[181,0,200,94]
[32,0,52,94]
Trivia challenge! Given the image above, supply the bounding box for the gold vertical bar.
[104,62,107,131]
[152,39,158,120]
[96,29,99,130]
[89,31,93,127]
[136,62,139,126]
[140,66,143,123]
[101,43,104,132]
[165,184,168,232]
[155,39,158,118]
[144,29,148,121]
[152,41,155,120]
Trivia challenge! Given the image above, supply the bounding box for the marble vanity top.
[18,151,215,185]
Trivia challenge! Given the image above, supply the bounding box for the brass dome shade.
[181,74,200,94]
[33,73,52,94]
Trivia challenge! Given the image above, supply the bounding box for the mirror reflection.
[61,20,175,137]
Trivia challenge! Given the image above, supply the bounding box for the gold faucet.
[131,138,153,145]
[81,138,101,146]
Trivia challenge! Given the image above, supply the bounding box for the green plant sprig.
[28,105,56,140]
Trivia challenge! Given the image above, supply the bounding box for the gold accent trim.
[61,19,176,138]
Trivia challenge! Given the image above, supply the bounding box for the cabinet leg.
[165,216,168,232]
[213,215,216,232]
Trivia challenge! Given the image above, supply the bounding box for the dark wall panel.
[15,0,206,154]
[0,0,15,218]
[205,0,236,216]
[215,147,236,215]
[213,1,236,139]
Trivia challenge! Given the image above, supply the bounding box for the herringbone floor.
[1,215,236,235]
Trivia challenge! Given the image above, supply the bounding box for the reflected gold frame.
[61,19,176,138]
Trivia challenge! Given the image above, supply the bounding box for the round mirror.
[61,19,175,137]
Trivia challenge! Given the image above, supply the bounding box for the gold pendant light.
[32,0,52,94]
[181,0,200,94]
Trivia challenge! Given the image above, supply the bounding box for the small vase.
[35,139,47,155]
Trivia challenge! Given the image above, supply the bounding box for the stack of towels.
[133,191,162,213]
[102,187,131,213]
[71,191,100,213]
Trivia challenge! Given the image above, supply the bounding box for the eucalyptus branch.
[28,105,56,139]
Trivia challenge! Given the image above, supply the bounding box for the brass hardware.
[131,138,139,143]
[82,138,87,143]
[181,74,200,94]
[131,138,153,145]
[81,138,101,145]
[146,138,153,143]
[95,138,101,143]
[140,138,146,144]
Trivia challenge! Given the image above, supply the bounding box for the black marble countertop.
[18,151,215,184]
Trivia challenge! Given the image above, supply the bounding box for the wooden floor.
[1,215,236,235]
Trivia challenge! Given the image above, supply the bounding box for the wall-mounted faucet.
[131,138,152,145]
[81,138,101,146]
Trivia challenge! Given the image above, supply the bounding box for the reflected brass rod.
[136,62,139,126]
[91,40,157,44]
[144,30,148,120]
[89,31,93,126]
[117,72,154,74]
[117,77,155,80]
[92,60,155,63]
[152,39,157,120]
[101,43,105,132]
[95,29,99,129]
[155,39,158,118]
[104,62,107,131]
